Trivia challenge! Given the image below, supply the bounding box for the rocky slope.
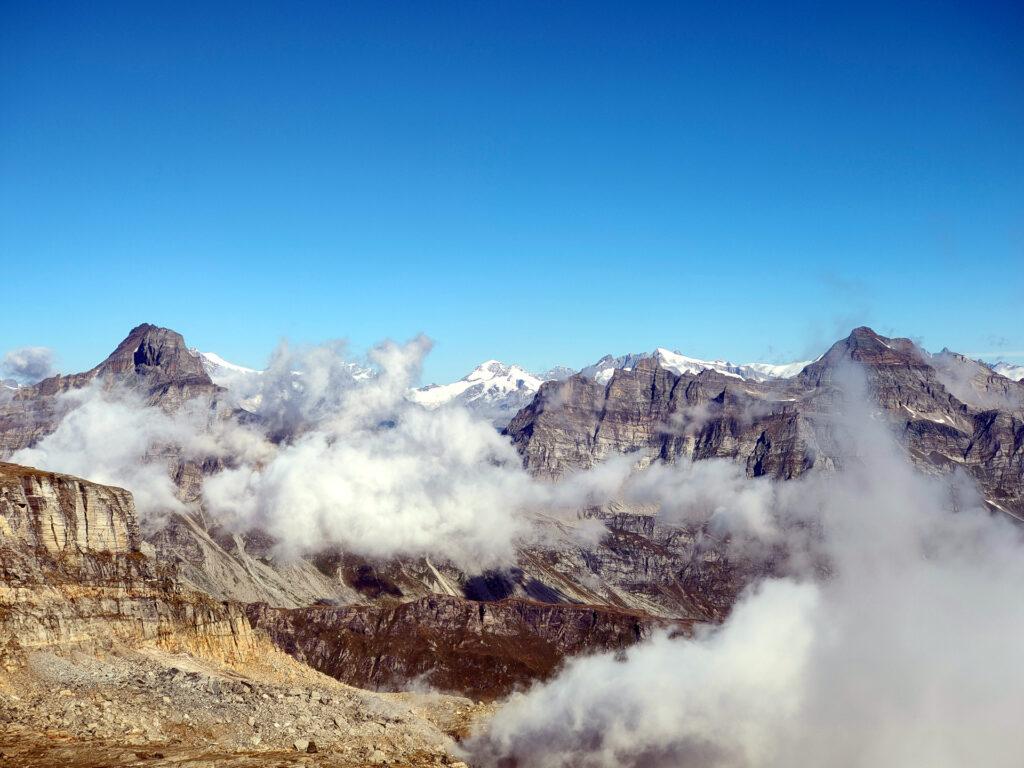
[0,460,484,766]
[248,595,687,700]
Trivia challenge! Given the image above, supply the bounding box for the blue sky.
[2,1,1022,383]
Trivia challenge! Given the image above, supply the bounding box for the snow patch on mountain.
[199,351,260,386]
[581,348,812,384]
[410,360,561,426]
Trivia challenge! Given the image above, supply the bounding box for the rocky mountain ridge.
[507,326,1024,516]
[579,347,812,383]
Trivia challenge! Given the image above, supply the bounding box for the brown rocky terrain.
[247,595,688,701]
[0,460,485,766]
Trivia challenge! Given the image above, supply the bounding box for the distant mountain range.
[994,361,1024,381]
[191,345,1023,427]
[410,348,812,425]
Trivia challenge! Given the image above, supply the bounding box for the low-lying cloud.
[466,364,1024,767]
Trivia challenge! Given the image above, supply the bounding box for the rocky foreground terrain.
[1,322,1022,764]
[0,461,485,766]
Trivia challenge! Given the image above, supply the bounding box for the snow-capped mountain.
[198,351,260,386]
[993,362,1024,382]
[580,348,812,384]
[410,360,559,425]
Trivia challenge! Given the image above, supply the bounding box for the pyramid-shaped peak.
[97,323,211,386]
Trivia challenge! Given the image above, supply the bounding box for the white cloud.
[1,346,56,383]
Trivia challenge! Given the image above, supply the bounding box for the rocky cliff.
[0,461,255,666]
[247,594,687,700]
[506,327,1024,516]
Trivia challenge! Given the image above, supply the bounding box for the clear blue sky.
[2,1,1022,383]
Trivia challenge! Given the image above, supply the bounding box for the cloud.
[203,396,535,568]
[623,459,780,544]
[11,381,274,521]
[466,362,1024,767]
[1,346,56,383]
[12,334,627,569]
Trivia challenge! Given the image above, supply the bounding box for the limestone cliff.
[0,462,255,666]
[247,595,687,700]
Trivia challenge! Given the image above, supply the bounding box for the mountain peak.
[96,323,212,387]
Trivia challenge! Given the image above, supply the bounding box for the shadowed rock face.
[247,595,688,701]
[506,326,1024,517]
[38,322,214,395]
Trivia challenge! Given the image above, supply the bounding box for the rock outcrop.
[247,595,687,700]
[0,462,255,665]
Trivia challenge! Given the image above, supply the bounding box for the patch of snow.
[410,360,562,426]
[200,351,259,376]
[580,349,812,384]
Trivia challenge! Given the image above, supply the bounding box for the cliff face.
[0,462,138,562]
[505,358,820,481]
[506,327,1024,517]
[0,462,255,666]
[247,595,687,701]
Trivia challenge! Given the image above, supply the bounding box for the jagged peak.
[94,323,212,386]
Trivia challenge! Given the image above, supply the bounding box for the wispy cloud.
[965,351,1024,360]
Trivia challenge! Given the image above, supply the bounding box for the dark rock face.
[44,323,213,393]
[506,326,1024,517]
[505,359,818,480]
[0,324,221,458]
[247,595,687,700]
